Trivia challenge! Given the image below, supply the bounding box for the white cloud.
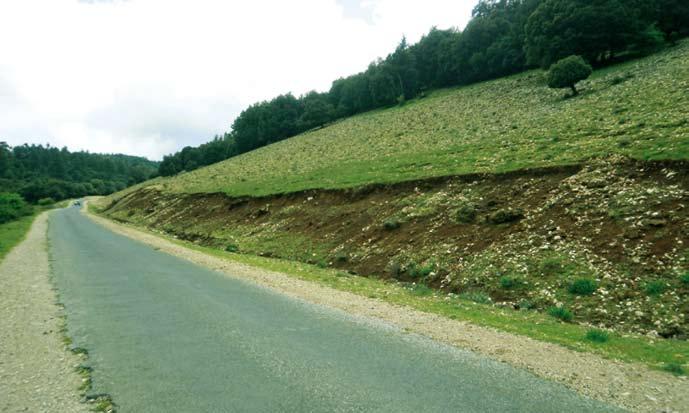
[0,0,475,160]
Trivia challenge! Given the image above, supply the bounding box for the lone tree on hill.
[547,55,593,96]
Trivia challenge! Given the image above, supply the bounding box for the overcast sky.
[0,0,476,160]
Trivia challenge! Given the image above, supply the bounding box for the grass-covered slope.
[148,41,688,197]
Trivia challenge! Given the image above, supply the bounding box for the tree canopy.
[547,55,593,95]
[0,142,158,203]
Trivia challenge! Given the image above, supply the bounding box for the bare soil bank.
[102,157,689,338]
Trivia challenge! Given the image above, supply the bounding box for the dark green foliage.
[568,278,598,296]
[0,142,157,202]
[408,262,434,279]
[225,243,240,253]
[454,203,477,223]
[37,198,55,206]
[585,329,610,343]
[487,208,524,224]
[548,306,573,322]
[645,280,667,296]
[662,362,686,376]
[547,56,593,95]
[681,272,689,285]
[383,219,401,230]
[0,193,33,224]
[500,276,521,290]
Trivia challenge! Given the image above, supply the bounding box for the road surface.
[48,206,618,412]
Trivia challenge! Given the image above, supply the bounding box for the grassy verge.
[92,204,688,374]
[0,212,40,262]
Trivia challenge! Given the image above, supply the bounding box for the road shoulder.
[85,208,689,413]
[0,211,88,412]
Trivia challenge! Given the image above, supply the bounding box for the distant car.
[73,200,81,207]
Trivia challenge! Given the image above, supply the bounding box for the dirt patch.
[102,157,689,338]
[0,212,88,412]
[86,205,689,413]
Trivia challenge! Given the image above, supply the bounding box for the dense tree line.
[159,0,689,176]
[0,142,158,203]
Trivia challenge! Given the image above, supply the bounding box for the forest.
[158,0,689,176]
[0,142,158,203]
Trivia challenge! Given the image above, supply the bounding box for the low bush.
[454,203,477,224]
[568,278,597,296]
[408,262,434,279]
[585,329,610,343]
[486,208,524,225]
[0,192,33,224]
[680,272,689,285]
[383,219,401,230]
[37,197,56,206]
[662,362,686,376]
[645,280,667,296]
[548,306,573,322]
[225,243,240,253]
[517,299,535,310]
[499,276,521,290]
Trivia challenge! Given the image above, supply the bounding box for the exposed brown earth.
[102,156,689,338]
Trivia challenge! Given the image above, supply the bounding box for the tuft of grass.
[645,280,667,296]
[225,243,239,253]
[548,306,573,322]
[662,362,686,376]
[408,262,434,278]
[499,276,521,290]
[568,278,598,296]
[383,218,401,230]
[408,283,434,296]
[460,291,492,305]
[539,257,564,276]
[585,329,610,343]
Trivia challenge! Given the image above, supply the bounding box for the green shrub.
[548,306,573,322]
[645,280,667,296]
[454,204,477,224]
[547,55,592,96]
[334,252,348,263]
[37,197,56,206]
[383,219,401,230]
[408,283,434,296]
[460,291,492,305]
[486,208,524,225]
[517,299,535,310]
[499,276,521,290]
[408,262,434,278]
[225,243,240,253]
[568,278,597,296]
[680,272,689,285]
[585,329,610,343]
[0,192,33,224]
[662,362,686,376]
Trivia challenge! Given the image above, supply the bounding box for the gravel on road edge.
[0,211,88,412]
[84,206,688,413]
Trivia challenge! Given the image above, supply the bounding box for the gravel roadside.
[85,206,688,413]
[0,212,87,413]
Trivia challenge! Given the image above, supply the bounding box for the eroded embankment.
[102,156,689,338]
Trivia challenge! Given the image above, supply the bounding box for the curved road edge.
[83,202,688,413]
[0,211,89,412]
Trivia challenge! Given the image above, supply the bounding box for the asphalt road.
[48,207,618,412]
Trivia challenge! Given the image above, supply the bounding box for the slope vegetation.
[132,41,687,197]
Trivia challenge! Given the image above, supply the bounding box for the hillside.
[101,42,689,356]
[127,40,688,198]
